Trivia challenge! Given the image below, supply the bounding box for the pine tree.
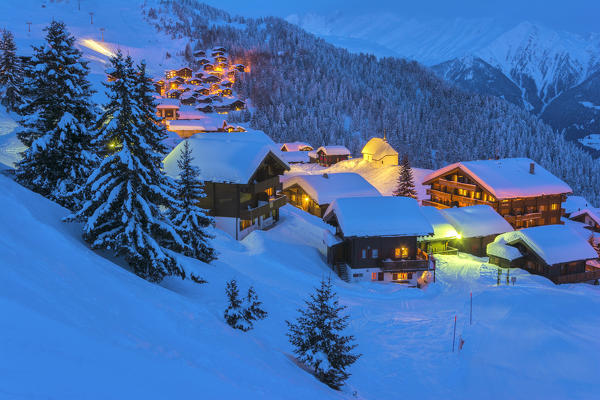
[0,29,23,112]
[393,154,418,199]
[168,140,216,263]
[224,279,247,330]
[243,286,267,326]
[15,21,97,209]
[286,277,360,390]
[67,51,184,283]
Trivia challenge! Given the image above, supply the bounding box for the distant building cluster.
[153,47,247,137]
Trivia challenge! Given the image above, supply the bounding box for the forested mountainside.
[146,0,600,204]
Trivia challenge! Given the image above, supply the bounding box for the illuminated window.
[372,249,379,259]
[371,272,377,281]
[361,249,367,259]
[475,192,481,199]
[539,204,546,211]
[239,219,252,230]
[395,248,401,258]
[394,247,409,258]
[551,203,559,211]
[393,273,408,281]
[265,187,274,197]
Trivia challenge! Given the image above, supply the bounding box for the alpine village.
[1,1,599,399]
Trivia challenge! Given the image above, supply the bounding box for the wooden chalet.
[422,158,572,229]
[323,197,434,284]
[163,131,290,240]
[361,137,398,166]
[235,64,245,72]
[487,225,600,284]
[280,142,313,152]
[569,209,600,232]
[203,63,215,72]
[283,173,381,218]
[193,50,206,58]
[313,146,351,166]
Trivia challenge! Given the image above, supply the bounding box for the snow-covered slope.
[2,167,600,398]
[286,13,508,65]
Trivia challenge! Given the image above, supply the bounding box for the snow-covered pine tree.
[68,51,184,283]
[15,21,97,209]
[224,280,247,331]
[393,154,418,199]
[243,286,267,326]
[286,277,360,390]
[0,29,23,112]
[169,140,216,263]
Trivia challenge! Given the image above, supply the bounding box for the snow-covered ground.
[1,173,600,399]
[285,158,432,201]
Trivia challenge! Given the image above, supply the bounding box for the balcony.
[551,269,600,284]
[426,189,493,207]
[438,178,477,191]
[421,199,450,209]
[239,195,287,220]
[378,259,429,272]
[245,176,280,194]
[503,212,543,223]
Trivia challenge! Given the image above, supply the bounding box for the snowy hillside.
[288,12,600,145]
[2,172,600,398]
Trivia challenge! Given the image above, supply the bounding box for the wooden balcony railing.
[239,195,287,220]
[437,178,477,191]
[378,259,429,272]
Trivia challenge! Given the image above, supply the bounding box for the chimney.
[529,163,535,174]
[322,173,329,179]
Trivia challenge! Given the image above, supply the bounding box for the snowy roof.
[279,151,310,164]
[323,196,433,238]
[308,150,317,158]
[155,98,180,109]
[441,205,513,238]
[564,196,593,215]
[493,225,598,265]
[163,131,289,184]
[177,106,210,120]
[570,208,600,226]
[423,158,572,199]
[283,173,381,205]
[166,119,225,132]
[361,137,398,159]
[280,142,313,152]
[419,206,459,240]
[317,146,351,156]
[487,236,523,261]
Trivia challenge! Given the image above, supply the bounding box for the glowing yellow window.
[551,203,559,211]
[394,247,408,258]
[371,272,377,281]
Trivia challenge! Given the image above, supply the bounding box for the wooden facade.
[283,183,326,217]
[423,166,567,229]
[197,153,289,240]
[570,211,600,232]
[316,149,349,167]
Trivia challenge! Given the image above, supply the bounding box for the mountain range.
[289,14,600,147]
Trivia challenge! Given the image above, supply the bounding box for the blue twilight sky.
[204,0,599,34]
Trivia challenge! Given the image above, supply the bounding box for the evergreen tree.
[68,51,184,283]
[243,285,267,326]
[15,21,96,209]
[168,140,216,262]
[0,29,23,112]
[393,154,418,199]
[286,277,360,390]
[224,279,246,330]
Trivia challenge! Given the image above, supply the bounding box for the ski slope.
[1,173,600,399]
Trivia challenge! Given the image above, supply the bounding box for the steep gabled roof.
[280,142,313,152]
[323,196,433,238]
[283,173,381,205]
[316,146,351,156]
[423,158,572,199]
[361,137,398,160]
[163,131,289,184]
